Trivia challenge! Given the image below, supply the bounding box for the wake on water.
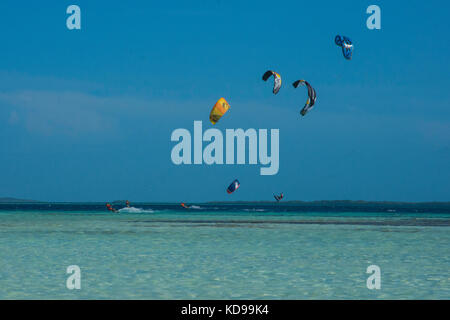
[117,207,154,214]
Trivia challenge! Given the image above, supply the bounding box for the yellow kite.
[209,97,230,125]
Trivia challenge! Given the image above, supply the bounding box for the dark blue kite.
[335,35,353,60]
[227,179,240,194]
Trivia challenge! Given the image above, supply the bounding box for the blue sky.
[0,0,449,202]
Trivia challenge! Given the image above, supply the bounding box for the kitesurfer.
[106,203,118,213]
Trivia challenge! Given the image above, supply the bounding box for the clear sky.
[0,0,449,202]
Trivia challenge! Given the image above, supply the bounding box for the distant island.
[205,200,450,205]
[0,198,449,207]
[0,197,43,203]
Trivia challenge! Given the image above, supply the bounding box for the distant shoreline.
[204,200,450,205]
[1,197,449,206]
[0,197,44,203]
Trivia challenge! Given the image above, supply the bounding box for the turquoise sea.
[0,203,449,299]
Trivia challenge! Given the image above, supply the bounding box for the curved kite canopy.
[227,179,240,194]
[335,35,353,60]
[274,193,284,202]
[292,80,317,116]
[209,97,230,125]
[262,70,282,94]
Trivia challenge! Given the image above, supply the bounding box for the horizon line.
[1,197,450,205]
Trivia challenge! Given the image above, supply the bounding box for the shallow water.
[0,205,449,299]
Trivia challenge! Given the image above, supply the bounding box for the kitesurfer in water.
[126,200,130,208]
[106,203,118,213]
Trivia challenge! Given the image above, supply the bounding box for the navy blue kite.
[227,179,240,194]
[335,35,353,60]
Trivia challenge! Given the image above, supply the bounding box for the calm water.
[0,203,449,299]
